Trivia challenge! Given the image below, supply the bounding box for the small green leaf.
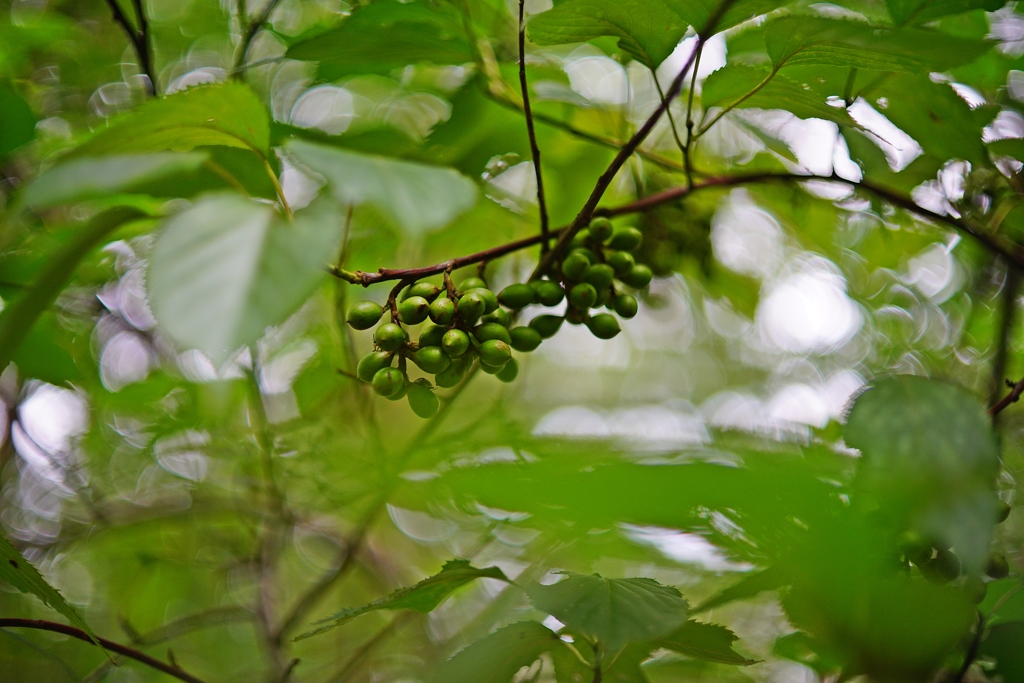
[286,0,472,81]
[764,16,992,72]
[0,534,105,654]
[885,0,1006,26]
[147,195,343,365]
[431,621,561,683]
[655,621,758,665]
[0,82,35,158]
[20,152,207,209]
[526,573,687,651]
[296,560,509,641]
[70,82,270,157]
[692,566,784,613]
[286,139,478,236]
[701,65,855,125]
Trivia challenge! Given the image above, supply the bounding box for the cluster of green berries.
[344,217,650,417]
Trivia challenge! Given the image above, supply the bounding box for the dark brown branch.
[130,0,156,94]
[233,0,284,75]
[0,618,207,683]
[103,0,156,96]
[518,0,551,252]
[990,376,1024,416]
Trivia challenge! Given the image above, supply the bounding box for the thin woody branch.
[990,376,1024,417]
[104,0,157,96]
[233,0,284,75]
[518,0,552,252]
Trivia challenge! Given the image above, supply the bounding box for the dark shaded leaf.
[656,621,757,665]
[885,0,1007,26]
[0,82,35,158]
[979,621,1024,683]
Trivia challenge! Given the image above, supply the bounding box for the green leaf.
[13,312,82,385]
[0,82,35,158]
[655,621,757,665]
[0,534,105,655]
[764,17,992,72]
[674,0,792,35]
[286,0,472,81]
[70,83,270,158]
[526,573,687,651]
[295,560,509,641]
[979,621,1024,683]
[988,138,1024,161]
[701,64,855,125]
[691,567,785,613]
[147,195,343,366]
[844,375,999,571]
[19,152,207,210]
[286,139,478,236]
[431,621,561,683]
[885,0,1007,26]
[980,579,1024,624]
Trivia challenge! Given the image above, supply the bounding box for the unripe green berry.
[529,314,564,339]
[442,329,470,357]
[613,294,638,319]
[569,283,598,310]
[459,277,487,292]
[498,283,536,309]
[568,229,591,250]
[594,288,610,308]
[435,357,468,388]
[429,297,456,325]
[565,308,588,325]
[372,367,405,397]
[357,351,393,383]
[924,549,961,584]
[621,264,653,289]
[385,380,408,401]
[534,280,565,307]
[457,292,486,324]
[347,301,384,330]
[404,282,441,302]
[964,575,987,605]
[479,360,503,374]
[374,323,407,352]
[398,296,430,325]
[608,227,643,252]
[561,253,590,281]
[586,313,621,340]
[419,323,446,348]
[607,251,635,275]
[588,217,613,243]
[997,500,1012,523]
[570,248,597,264]
[413,346,451,374]
[474,323,512,345]
[481,308,510,326]
[987,554,1010,579]
[407,378,439,418]
[899,531,932,565]
[496,357,519,383]
[478,339,512,368]
[584,264,615,291]
[509,326,542,352]
[465,287,499,314]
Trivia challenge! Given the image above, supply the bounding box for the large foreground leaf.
[286,139,477,235]
[701,65,855,124]
[147,195,343,365]
[431,622,561,683]
[885,0,1006,26]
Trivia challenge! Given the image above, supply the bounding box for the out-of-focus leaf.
[701,65,855,125]
[772,632,843,678]
[12,312,81,384]
[764,17,992,72]
[677,0,792,34]
[296,560,509,640]
[886,0,1007,26]
[430,621,562,683]
[988,137,1024,161]
[979,621,1024,683]
[19,152,207,209]
[844,375,999,571]
[656,621,757,665]
[0,534,105,655]
[286,139,477,235]
[526,573,687,651]
[0,82,35,158]
[980,579,1024,624]
[286,0,472,81]
[70,83,269,157]
[842,126,943,193]
[147,195,343,365]
[692,567,784,613]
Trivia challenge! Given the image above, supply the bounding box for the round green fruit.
[496,358,519,383]
[561,253,590,281]
[374,323,407,352]
[357,351,393,383]
[588,217,613,243]
[608,227,643,252]
[346,301,384,330]
[997,500,1012,523]
[465,287,499,314]
[613,294,638,319]
[478,339,512,368]
[435,358,468,388]
[594,288,610,308]
[372,367,405,397]
[584,264,615,291]
[398,296,430,325]
[459,277,487,292]
[442,329,470,357]
[621,264,653,289]
[412,346,451,374]
[385,380,408,401]
[419,323,446,348]
[474,323,512,345]
[534,280,565,307]
[509,326,542,352]
[565,308,588,325]
[568,229,591,250]
[404,282,441,302]
[570,247,597,264]
[587,313,621,340]
[457,292,486,324]
[481,308,510,326]
[964,575,987,604]
[407,379,439,418]
[607,251,635,275]
[498,283,536,309]
[925,549,961,584]
[429,297,456,326]
[569,283,598,310]
[987,554,1010,579]
[529,315,564,339]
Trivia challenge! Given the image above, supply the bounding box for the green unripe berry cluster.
[344,218,655,416]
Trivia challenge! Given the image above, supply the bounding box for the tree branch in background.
[990,376,1024,416]
[652,73,688,166]
[683,41,704,186]
[518,0,552,253]
[233,0,284,75]
[104,0,157,96]
[0,619,207,683]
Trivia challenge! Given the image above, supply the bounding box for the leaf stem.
[652,71,688,167]
[518,0,551,253]
[696,67,778,138]
[683,41,704,186]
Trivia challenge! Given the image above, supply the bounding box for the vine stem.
[683,40,704,186]
[103,0,158,96]
[518,0,551,252]
[0,618,207,683]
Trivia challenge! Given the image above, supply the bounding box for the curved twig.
[233,0,284,75]
[518,0,551,252]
